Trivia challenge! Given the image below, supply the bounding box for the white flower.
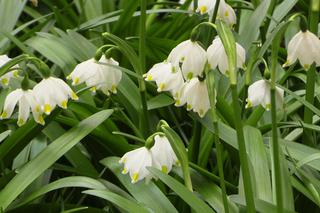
[144,62,184,92]
[284,30,320,70]
[207,37,246,75]
[183,78,210,117]
[168,40,207,80]
[33,77,78,115]
[179,0,236,26]
[197,0,216,14]
[1,89,44,126]
[0,55,20,86]
[68,56,122,95]
[119,147,152,184]
[150,135,178,174]
[217,0,236,27]
[246,80,284,111]
[172,83,187,107]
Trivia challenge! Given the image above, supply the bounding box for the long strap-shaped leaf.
[148,167,215,213]
[83,190,150,213]
[0,109,113,210]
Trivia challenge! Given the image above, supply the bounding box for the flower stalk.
[270,31,283,213]
[206,66,229,213]
[139,0,150,137]
[216,20,255,212]
[303,0,319,145]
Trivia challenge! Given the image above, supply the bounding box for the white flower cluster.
[0,55,78,126]
[180,0,236,26]
[145,37,245,118]
[68,55,122,95]
[119,135,178,184]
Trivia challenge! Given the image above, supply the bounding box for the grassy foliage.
[0,0,319,212]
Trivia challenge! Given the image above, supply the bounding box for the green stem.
[230,84,255,213]
[188,121,201,163]
[206,69,229,213]
[270,33,283,213]
[210,0,220,23]
[303,0,319,145]
[139,0,150,137]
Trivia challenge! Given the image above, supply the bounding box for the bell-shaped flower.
[1,89,44,126]
[207,37,246,75]
[119,147,152,184]
[217,0,236,27]
[33,77,78,115]
[68,56,122,95]
[0,55,20,86]
[183,78,210,117]
[197,0,216,14]
[284,30,320,70]
[144,61,184,93]
[172,83,188,107]
[246,79,284,111]
[150,135,178,174]
[168,40,207,80]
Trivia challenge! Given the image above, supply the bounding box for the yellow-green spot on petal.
[37,115,45,125]
[282,60,290,68]
[17,118,25,127]
[146,75,153,81]
[187,104,192,110]
[224,11,229,17]
[73,77,79,85]
[1,78,8,86]
[90,87,97,93]
[304,64,310,70]
[44,104,51,115]
[187,72,193,80]
[35,105,41,113]
[162,165,168,174]
[199,109,204,117]
[122,168,128,174]
[61,100,68,109]
[71,92,79,100]
[159,83,165,91]
[245,100,252,108]
[175,99,181,106]
[199,5,207,14]
[171,66,176,73]
[1,111,7,119]
[13,70,19,77]
[265,103,271,111]
[132,173,139,183]
[66,75,71,80]
[111,85,117,94]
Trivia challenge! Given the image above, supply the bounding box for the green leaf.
[83,190,150,213]
[238,0,271,50]
[147,93,174,110]
[243,126,273,203]
[148,167,215,213]
[15,176,107,208]
[161,125,192,190]
[0,109,113,210]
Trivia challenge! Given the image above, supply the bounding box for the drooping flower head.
[33,77,78,115]
[207,37,246,75]
[284,30,320,70]
[179,0,236,26]
[119,147,152,184]
[168,39,207,80]
[1,89,44,126]
[0,55,20,87]
[183,78,210,117]
[246,79,284,111]
[144,61,184,93]
[150,135,178,174]
[68,56,122,95]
